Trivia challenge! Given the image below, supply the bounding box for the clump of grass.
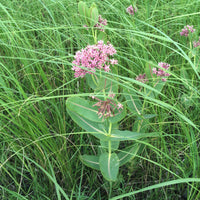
[0,0,200,199]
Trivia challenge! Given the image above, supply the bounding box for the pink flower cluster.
[126,5,137,15]
[72,41,118,78]
[136,73,148,83]
[83,15,107,32]
[180,25,195,37]
[193,37,200,48]
[94,15,107,32]
[152,62,171,82]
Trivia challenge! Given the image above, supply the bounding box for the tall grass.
[0,0,200,199]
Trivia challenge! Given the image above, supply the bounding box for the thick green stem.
[92,28,97,44]
[108,122,113,198]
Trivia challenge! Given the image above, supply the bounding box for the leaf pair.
[80,143,143,182]
[78,1,99,27]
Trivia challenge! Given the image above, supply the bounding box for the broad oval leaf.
[100,140,119,151]
[66,96,103,122]
[124,88,142,115]
[99,152,119,182]
[89,3,98,26]
[85,73,99,90]
[147,80,166,98]
[110,130,160,141]
[109,103,126,123]
[118,144,144,166]
[78,1,87,17]
[98,32,107,42]
[66,109,107,140]
[80,154,100,170]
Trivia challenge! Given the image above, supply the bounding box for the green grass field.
[0,0,200,199]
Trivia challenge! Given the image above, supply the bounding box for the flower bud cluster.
[94,15,107,32]
[180,25,195,37]
[126,5,137,15]
[136,73,148,83]
[152,62,171,82]
[91,94,123,119]
[193,37,200,48]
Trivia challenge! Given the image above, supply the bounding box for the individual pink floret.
[117,103,123,110]
[126,5,137,15]
[72,41,117,78]
[180,25,195,37]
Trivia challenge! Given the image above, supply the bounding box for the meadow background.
[0,0,200,199]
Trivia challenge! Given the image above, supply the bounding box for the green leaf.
[180,94,194,108]
[109,103,126,123]
[136,114,157,120]
[110,130,160,141]
[100,140,119,151]
[99,152,119,182]
[132,118,150,132]
[80,155,100,170]
[124,88,142,115]
[85,73,99,90]
[66,96,103,122]
[78,1,87,17]
[90,7,99,26]
[66,109,107,140]
[98,32,107,42]
[118,144,144,166]
[148,80,166,98]
[89,3,98,26]
[144,62,153,80]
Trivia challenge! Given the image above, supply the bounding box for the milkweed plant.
[66,1,172,182]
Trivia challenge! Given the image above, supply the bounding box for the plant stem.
[109,181,113,199]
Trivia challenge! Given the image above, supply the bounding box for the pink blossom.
[72,41,117,78]
[193,37,200,48]
[117,103,123,110]
[94,15,107,32]
[136,73,148,83]
[180,25,195,37]
[152,68,157,74]
[153,62,171,82]
[126,5,137,15]
[110,59,118,65]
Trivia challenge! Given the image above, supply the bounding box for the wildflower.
[180,25,195,37]
[153,62,171,82]
[136,73,148,83]
[91,95,123,119]
[72,40,117,78]
[193,37,200,48]
[94,15,107,32]
[84,15,107,32]
[117,103,123,110]
[126,5,137,15]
